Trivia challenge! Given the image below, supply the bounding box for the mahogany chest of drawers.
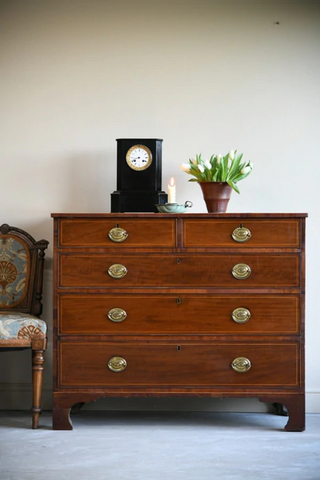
[51,213,307,430]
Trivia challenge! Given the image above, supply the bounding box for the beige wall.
[1,0,319,412]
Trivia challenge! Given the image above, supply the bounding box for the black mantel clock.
[111,138,168,212]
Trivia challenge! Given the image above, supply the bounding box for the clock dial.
[126,145,152,171]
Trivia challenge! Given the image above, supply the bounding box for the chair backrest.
[0,224,49,317]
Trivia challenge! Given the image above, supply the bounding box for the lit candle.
[168,177,176,203]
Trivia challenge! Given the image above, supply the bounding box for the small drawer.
[58,294,300,335]
[183,219,301,248]
[59,253,300,288]
[59,218,176,248]
[59,341,300,387]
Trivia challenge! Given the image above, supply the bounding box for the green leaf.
[227,151,242,181]
[227,180,240,194]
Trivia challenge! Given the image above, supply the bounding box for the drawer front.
[183,219,300,248]
[59,342,299,387]
[59,254,300,288]
[59,294,300,335]
[59,218,176,248]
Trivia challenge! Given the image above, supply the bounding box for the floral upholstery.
[0,237,29,307]
[0,311,46,342]
[0,232,47,345]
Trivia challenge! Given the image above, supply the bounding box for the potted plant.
[180,150,253,212]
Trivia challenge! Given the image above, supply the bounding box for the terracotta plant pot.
[198,182,233,213]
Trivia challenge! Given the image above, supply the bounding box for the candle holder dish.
[156,201,193,213]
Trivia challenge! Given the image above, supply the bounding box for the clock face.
[126,145,152,171]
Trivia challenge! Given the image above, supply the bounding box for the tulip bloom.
[241,166,251,175]
[180,163,190,172]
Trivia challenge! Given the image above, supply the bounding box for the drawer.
[183,219,301,248]
[59,218,176,248]
[58,294,300,335]
[59,341,300,387]
[59,254,300,288]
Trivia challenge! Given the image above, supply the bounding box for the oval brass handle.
[108,308,127,323]
[232,225,251,243]
[231,357,252,373]
[231,263,251,280]
[108,356,127,372]
[231,307,251,324]
[108,227,128,243]
[108,264,128,279]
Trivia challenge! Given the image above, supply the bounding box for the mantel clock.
[111,138,167,212]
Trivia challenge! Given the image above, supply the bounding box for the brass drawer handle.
[108,264,128,279]
[232,224,251,243]
[108,227,128,243]
[108,308,127,323]
[231,357,252,373]
[231,307,251,324]
[231,263,251,280]
[108,356,127,372]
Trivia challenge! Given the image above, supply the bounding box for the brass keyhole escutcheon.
[231,307,251,324]
[108,227,128,243]
[108,356,127,372]
[232,224,252,243]
[231,357,252,373]
[108,264,128,279]
[231,263,251,280]
[108,308,127,323]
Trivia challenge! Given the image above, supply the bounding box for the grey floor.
[0,411,319,480]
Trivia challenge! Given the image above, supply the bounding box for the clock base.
[111,191,168,213]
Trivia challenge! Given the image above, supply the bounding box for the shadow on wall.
[0,149,115,409]
[62,151,115,213]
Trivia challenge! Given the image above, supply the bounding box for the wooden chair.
[0,223,49,428]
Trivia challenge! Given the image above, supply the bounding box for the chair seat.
[0,311,47,340]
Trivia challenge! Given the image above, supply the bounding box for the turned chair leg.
[32,348,45,429]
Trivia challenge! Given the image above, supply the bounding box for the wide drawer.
[58,218,176,248]
[183,219,301,248]
[58,294,300,335]
[58,341,300,387]
[59,254,300,288]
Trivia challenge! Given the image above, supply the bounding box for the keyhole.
[176,298,182,305]
[177,345,181,351]
[177,258,181,264]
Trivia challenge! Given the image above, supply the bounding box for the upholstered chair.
[0,223,49,428]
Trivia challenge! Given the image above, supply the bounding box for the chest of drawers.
[51,213,307,430]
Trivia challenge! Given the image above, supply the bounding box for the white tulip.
[204,160,211,169]
[216,154,221,164]
[241,166,251,175]
[190,158,198,165]
[197,164,205,173]
[180,163,190,172]
[228,150,235,160]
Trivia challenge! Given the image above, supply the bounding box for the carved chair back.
[0,224,49,317]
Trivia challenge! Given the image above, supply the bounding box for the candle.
[168,177,176,203]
